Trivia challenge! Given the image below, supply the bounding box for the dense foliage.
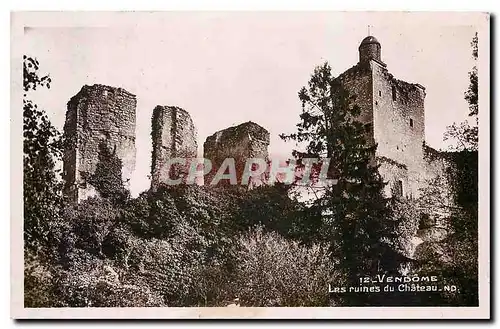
[23,56,63,255]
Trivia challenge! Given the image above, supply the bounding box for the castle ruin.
[62,35,454,221]
[150,105,198,190]
[63,84,136,202]
[333,35,453,209]
[203,121,270,185]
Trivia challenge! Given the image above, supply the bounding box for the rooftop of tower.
[360,35,380,46]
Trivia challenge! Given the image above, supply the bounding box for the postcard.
[11,11,490,319]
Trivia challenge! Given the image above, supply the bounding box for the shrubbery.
[27,179,478,307]
[231,227,341,306]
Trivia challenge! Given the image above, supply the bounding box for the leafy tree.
[442,34,479,306]
[23,55,63,254]
[120,191,175,239]
[281,62,394,294]
[23,56,67,307]
[411,149,478,306]
[444,32,478,151]
[103,222,143,269]
[116,185,243,305]
[465,33,478,118]
[122,235,204,306]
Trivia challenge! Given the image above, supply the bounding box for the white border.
[10,10,491,320]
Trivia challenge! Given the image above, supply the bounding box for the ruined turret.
[63,84,136,202]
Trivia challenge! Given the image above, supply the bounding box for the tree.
[280,62,395,303]
[23,56,65,307]
[23,55,63,254]
[444,33,478,151]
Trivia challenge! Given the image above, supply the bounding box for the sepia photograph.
[11,11,490,319]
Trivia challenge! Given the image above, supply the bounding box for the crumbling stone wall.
[150,106,197,190]
[203,121,270,185]
[63,84,136,202]
[420,145,457,224]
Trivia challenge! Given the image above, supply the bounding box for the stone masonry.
[334,36,449,199]
[62,35,454,216]
[150,105,197,190]
[204,121,270,185]
[63,84,136,202]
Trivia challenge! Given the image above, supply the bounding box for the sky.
[23,12,478,196]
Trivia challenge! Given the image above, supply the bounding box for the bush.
[128,233,206,306]
[24,249,57,307]
[230,227,341,306]
[235,183,306,238]
[64,197,120,257]
[53,251,163,307]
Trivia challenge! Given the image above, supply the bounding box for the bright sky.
[24,12,478,196]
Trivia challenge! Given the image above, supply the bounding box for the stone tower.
[150,106,197,190]
[204,121,270,185]
[358,35,383,64]
[333,36,427,198]
[63,84,136,202]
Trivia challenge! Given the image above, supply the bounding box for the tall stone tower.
[150,106,197,190]
[334,36,427,198]
[63,84,136,202]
